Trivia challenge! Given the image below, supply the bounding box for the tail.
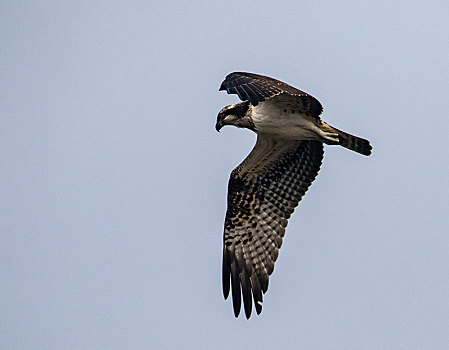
[322,123,372,156]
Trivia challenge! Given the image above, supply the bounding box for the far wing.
[219,72,323,118]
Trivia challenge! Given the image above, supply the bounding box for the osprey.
[216,72,372,319]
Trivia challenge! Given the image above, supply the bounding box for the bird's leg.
[318,130,340,143]
[306,120,340,143]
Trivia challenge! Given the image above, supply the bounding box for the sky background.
[2,1,449,349]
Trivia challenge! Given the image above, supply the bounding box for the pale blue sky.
[2,1,448,349]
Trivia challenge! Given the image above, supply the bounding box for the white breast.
[251,101,318,140]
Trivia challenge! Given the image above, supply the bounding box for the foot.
[320,131,340,143]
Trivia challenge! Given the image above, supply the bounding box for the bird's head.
[215,101,253,132]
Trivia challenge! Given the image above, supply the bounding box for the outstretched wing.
[222,135,324,318]
[219,72,323,118]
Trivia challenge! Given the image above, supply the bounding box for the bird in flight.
[216,72,372,319]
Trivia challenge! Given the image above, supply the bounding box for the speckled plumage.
[222,136,323,318]
[217,72,372,319]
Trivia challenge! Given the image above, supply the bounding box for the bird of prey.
[216,72,372,319]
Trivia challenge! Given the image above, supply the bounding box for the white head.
[215,101,254,131]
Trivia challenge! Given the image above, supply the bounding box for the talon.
[323,132,340,143]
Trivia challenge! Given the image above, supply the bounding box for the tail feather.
[323,123,372,156]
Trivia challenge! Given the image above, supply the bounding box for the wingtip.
[219,72,238,91]
[255,302,262,315]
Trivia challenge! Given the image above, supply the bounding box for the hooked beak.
[215,120,224,132]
